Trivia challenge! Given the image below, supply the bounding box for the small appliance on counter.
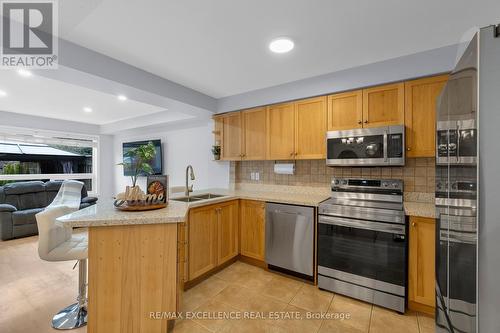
[317,177,407,313]
[326,125,405,166]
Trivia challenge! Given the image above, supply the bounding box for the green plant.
[118,141,156,187]
[211,145,221,156]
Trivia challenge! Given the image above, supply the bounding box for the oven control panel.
[331,177,403,192]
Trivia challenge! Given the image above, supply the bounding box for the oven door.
[318,215,407,291]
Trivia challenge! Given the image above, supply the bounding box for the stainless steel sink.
[171,193,226,202]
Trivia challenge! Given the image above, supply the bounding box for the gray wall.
[478,25,500,333]
[217,43,460,113]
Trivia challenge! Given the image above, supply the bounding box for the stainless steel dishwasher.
[265,203,314,277]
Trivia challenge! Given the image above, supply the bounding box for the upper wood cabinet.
[217,200,239,265]
[362,83,404,128]
[295,96,327,159]
[409,216,436,314]
[327,90,363,131]
[242,107,267,160]
[405,75,448,157]
[240,200,265,261]
[266,102,296,160]
[221,112,243,160]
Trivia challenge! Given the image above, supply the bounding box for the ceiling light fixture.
[117,94,127,101]
[269,37,294,54]
[0,89,7,97]
[17,69,33,77]
[83,107,93,113]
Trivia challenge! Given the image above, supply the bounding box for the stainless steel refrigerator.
[436,24,500,333]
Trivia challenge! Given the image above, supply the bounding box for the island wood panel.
[362,82,405,127]
[295,96,327,159]
[242,107,267,160]
[409,216,436,315]
[405,75,448,157]
[217,200,239,264]
[327,90,363,131]
[266,102,295,160]
[221,112,243,160]
[239,199,266,261]
[88,223,177,333]
[188,204,218,280]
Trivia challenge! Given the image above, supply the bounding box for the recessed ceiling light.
[17,69,33,77]
[269,37,294,54]
[117,94,127,101]
[0,89,7,97]
[83,107,93,113]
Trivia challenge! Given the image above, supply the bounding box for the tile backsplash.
[231,158,435,193]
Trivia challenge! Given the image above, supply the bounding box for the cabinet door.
[221,112,243,160]
[240,200,265,261]
[188,205,218,280]
[362,83,404,127]
[295,96,327,159]
[242,107,266,160]
[409,217,436,310]
[217,200,239,265]
[327,90,363,131]
[267,103,295,160]
[405,75,448,157]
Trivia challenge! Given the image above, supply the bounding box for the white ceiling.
[58,0,500,98]
[0,69,170,125]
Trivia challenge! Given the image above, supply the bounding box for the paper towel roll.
[273,163,295,175]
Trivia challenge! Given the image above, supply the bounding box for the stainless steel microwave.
[326,125,405,166]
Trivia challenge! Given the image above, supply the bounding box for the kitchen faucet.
[185,165,195,196]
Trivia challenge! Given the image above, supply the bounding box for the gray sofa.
[0,181,97,241]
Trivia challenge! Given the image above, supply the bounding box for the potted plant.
[118,141,156,188]
[211,145,221,160]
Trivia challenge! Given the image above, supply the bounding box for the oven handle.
[383,130,388,162]
[319,215,406,235]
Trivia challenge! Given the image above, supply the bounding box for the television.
[122,139,163,176]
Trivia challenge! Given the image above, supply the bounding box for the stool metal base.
[52,302,87,330]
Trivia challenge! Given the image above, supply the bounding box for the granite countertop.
[403,202,436,219]
[56,198,190,228]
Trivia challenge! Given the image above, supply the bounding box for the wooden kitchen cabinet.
[327,90,363,131]
[217,200,239,265]
[362,83,404,128]
[266,102,296,160]
[221,112,243,160]
[188,204,218,280]
[239,200,266,261]
[405,75,448,157]
[295,96,327,159]
[242,107,267,160]
[409,216,436,315]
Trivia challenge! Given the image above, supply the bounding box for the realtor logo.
[1,0,58,69]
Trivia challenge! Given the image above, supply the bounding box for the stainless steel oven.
[317,178,406,313]
[437,119,477,165]
[326,125,405,166]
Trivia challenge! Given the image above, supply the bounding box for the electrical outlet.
[250,172,255,180]
[255,172,260,181]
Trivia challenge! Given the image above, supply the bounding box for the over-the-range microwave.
[326,125,405,166]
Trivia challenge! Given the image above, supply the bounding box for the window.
[0,127,99,195]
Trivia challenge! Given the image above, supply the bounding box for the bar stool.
[36,181,88,330]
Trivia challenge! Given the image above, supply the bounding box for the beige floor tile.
[369,306,419,333]
[273,304,324,333]
[191,299,239,332]
[417,312,436,332]
[182,275,229,312]
[219,319,290,333]
[290,283,334,313]
[212,284,258,310]
[325,294,372,333]
[173,319,212,333]
[256,274,304,303]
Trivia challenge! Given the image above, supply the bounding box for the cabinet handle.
[358,120,362,125]
[290,152,294,156]
[364,120,368,124]
[412,222,416,227]
[407,147,411,151]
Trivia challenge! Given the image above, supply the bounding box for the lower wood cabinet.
[409,216,436,314]
[187,200,239,281]
[239,200,266,261]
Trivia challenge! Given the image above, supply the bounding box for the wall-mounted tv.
[122,139,163,176]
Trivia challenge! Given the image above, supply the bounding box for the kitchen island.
[57,199,189,333]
